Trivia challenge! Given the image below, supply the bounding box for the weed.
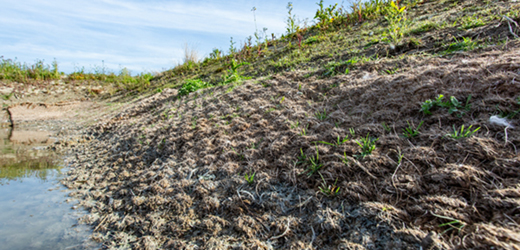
[248,139,262,150]
[191,117,198,129]
[222,59,250,84]
[231,147,245,161]
[182,43,199,64]
[421,94,471,116]
[1,93,13,100]
[444,37,478,53]
[209,48,222,59]
[244,172,256,185]
[299,124,309,136]
[315,135,348,147]
[286,2,300,34]
[304,36,320,45]
[228,37,237,55]
[349,128,356,137]
[446,124,480,139]
[290,120,300,129]
[315,108,328,120]
[264,107,276,113]
[459,14,487,30]
[384,0,408,44]
[298,146,323,177]
[497,98,520,119]
[382,122,392,132]
[342,152,349,166]
[318,173,340,196]
[431,212,466,235]
[0,57,61,82]
[355,133,378,158]
[409,21,439,35]
[402,120,424,138]
[323,58,359,76]
[178,79,209,96]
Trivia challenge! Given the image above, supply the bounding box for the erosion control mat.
[63,45,520,249]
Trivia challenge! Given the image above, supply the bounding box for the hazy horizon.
[1,0,356,75]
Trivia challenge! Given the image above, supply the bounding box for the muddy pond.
[0,124,97,249]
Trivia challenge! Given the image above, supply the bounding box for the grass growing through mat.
[314,108,328,121]
[421,95,472,116]
[244,172,255,185]
[355,133,378,158]
[297,146,323,177]
[318,173,340,196]
[402,120,423,138]
[431,212,466,235]
[446,124,480,139]
[299,124,309,136]
[315,135,349,147]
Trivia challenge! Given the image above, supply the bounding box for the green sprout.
[318,173,340,196]
[446,124,480,139]
[244,172,256,185]
[355,133,378,158]
[402,120,424,138]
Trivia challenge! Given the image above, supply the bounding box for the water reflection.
[0,125,97,249]
[1,125,59,182]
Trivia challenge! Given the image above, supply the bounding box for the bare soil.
[60,42,520,249]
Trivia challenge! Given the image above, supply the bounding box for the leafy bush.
[179,79,209,96]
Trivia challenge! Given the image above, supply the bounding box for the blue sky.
[1,0,353,74]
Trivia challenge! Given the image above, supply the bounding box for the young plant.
[384,0,408,44]
[342,152,349,166]
[222,59,250,84]
[191,117,198,129]
[355,133,378,158]
[318,173,340,197]
[297,146,323,177]
[316,135,348,147]
[431,212,466,235]
[446,124,480,139]
[445,37,477,53]
[421,94,471,116]
[286,2,300,34]
[244,172,256,185]
[299,124,309,136]
[290,120,300,129]
[381,122,392,132]
[315,108,328,121]
[247,139,262,150]
[402,120,424,138]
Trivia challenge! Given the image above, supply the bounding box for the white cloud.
[0,0,345,74]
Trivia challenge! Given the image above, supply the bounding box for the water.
[0,126,97,250]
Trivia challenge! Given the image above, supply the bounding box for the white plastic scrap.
[489,115,514,128]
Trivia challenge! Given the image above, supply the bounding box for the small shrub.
[179,79,209,96]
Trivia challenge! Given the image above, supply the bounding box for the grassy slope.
[62,0,520,249]
[149,0,519,93]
